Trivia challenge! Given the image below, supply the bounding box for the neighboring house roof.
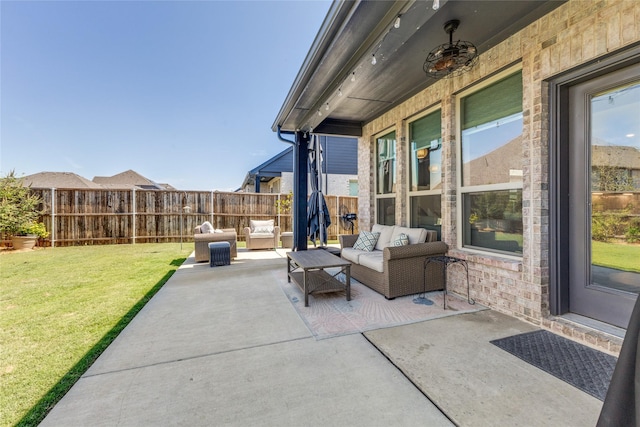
[241,136,358,189]
[464,137,523,187]
[21,172,103,189]
[592,145,640,170]
[242,147,294,188]
[92,169,173,190]
[20,170,175,190]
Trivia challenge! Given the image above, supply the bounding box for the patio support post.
[293,131,309,250]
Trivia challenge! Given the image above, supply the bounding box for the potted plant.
[0,170,48,250]
[12,222,50,249]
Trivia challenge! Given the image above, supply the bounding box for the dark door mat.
[490,330,617,401]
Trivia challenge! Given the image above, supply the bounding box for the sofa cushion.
[358,251,384,273]
[392,226,427,244]
[353,231,380,251]
[341,247,368,264]
[200,221,214,234]
[371,224,395,250]
[393,233,409,246]
[250,219,274,234]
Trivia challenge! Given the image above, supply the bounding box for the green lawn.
[592,241,640,273]
[0,243,191,427]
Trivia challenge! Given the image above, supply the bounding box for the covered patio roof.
[273,0,566,137]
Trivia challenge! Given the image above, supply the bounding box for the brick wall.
[356,0,639,354]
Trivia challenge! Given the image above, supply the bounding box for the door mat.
[491,330,617,400]
[280,273,485,340]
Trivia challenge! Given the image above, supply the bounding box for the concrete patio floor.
[41,248,604,426]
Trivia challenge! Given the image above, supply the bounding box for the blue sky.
[1,0,331,191]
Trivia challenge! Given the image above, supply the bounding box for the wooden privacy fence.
[9,189,358,247]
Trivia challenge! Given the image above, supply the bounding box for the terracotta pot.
[11,235,38,250]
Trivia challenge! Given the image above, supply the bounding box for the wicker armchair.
[194,226,237,262]
[243,219,280,250]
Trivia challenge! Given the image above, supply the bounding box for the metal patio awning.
[272,0,566,137]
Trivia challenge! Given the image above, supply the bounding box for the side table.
[424,255,475,309]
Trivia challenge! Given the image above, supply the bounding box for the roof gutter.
[271,0,360,133]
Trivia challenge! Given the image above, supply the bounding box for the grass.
[592,241,640,273]
[0,243,191,427]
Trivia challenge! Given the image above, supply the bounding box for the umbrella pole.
[316,137,325,247]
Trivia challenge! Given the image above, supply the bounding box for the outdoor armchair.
[243,219,280,250]
[194,224,237,262]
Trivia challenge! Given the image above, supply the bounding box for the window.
[410,110,442,191]
[376,130,396,225]
[459,70,523,255]
[408,110,442,238]
[349,180,359,196]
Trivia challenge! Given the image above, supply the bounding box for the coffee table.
[287,249,351,307]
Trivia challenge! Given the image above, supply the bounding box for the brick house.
[273,0,640,353]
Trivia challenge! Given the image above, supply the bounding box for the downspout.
[277,126,306,250]
[278,125,299,249]
[277,125,295,145]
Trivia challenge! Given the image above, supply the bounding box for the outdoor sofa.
[339,224,447,299]
[194,223,238,262]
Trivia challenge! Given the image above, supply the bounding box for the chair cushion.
[200,221,214,234]
[393,233,410,246]
[250,233,274,238]
[250,219,274,233]
[352,231,380,251]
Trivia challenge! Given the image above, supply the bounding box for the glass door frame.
[549,45,640,320]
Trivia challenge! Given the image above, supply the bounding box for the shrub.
[592,214,618,242]
[18,221,50,238]
[0,170,44,236]
[626,226,640,243]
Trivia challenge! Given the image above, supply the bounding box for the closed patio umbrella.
[307,135,331,246]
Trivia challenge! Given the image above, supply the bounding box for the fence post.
[132,188,136,245]
[336,195,340,239]
[51,187,56,248]
[277,193,281,229]
[211,190,214,225]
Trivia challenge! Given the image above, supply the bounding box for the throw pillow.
[353,231,380,252]
[393,233,409,247]
[200,221,214,234]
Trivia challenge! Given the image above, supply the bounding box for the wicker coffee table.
[287,249,351,307]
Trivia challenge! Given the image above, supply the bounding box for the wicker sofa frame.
[339,233,447,299]
[194,227,238,262]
